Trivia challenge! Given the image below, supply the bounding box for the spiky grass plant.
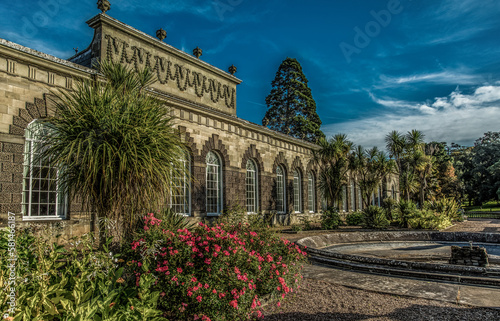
[39,60,189,242]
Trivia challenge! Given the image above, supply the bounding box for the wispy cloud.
[379,70,481,86]
[325,85,500,149]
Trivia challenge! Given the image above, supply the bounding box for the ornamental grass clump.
[128,213,307,321]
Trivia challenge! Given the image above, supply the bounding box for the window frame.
[170,153,191,216]
[206,151,223,216]
[293,169,302,213]
[307,172,315,213]
[246,159,259,214]
[276,165,286,214]
[22,121,67,220]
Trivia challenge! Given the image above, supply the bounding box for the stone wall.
[449,245,488,267]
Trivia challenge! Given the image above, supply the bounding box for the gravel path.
[444,218,500,233]
[261,279,500,321]
[263,219,500,320]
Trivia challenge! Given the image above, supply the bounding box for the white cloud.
[379,70,481,86]
[325,85,500,149]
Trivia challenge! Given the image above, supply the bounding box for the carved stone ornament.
[156,28,167,41]
[104,35,236,109]
[193,47,203,58]
[228,65,237,75]
[97,0,111,13]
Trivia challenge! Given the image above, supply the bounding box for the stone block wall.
[449,245,488,267]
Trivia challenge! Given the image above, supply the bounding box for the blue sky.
[2,0,500,149]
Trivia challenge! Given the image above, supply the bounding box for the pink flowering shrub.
[128,213,307,320]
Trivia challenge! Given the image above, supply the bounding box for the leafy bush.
[128,213,307,321]
[345,211,364,226]
[382,197,397,221]
[407,209,452,230]
[362,206,390,229]
[0,227,165,321]
[424,198,461,221]
[393,199,454,230]
[320,207,341,230]
[394,200,419,228]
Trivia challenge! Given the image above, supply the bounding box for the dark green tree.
[262,57,324,142]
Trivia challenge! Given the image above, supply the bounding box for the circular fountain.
[297,231,500,286]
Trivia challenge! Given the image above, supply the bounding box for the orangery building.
[0,10,398,237]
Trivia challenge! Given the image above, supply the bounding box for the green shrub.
[320,207,341,230]
[394,200,419,228]
[407,209,452,230]
[382,197,397,221]
[299,216,314,231]
[424,198,461,221]
[128,213,307,321]
[362,206,390,229]
[346,211,364,226]
[0,227,165,321]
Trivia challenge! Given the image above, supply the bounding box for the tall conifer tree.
[262,58,324,142]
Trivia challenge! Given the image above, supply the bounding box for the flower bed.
[128,213,307,320]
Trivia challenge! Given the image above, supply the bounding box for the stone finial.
[193,47,203,59]
[97,0,111,13]
[156,28,167,41]
[228,65,237,75]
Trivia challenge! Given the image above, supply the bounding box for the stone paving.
[287,219,500,309]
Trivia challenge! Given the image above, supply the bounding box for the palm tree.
[350,146,395,208]
[385,130,406,173]
[40,60,189,243]
[313,134,353,208]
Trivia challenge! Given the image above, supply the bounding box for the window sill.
[22,216,66,221]
[206,213,221,217]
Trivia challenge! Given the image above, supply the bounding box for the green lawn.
[464,201,500,212]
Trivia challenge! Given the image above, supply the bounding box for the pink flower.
[229,300,238,309]
[196,295,202,302]
[177,267,183,273]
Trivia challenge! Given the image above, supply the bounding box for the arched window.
[307,172,315,213]
[171,153,191,216]
[246,159,258,214]
[293,170,302,213]
[377,185,382,207]
[350,180,355,211]
[276,165,286,213]
[342,185,347,212]
[357,184,363,210]
[206,151,222,215]
[22,121,66,219]
[392,185,396,200]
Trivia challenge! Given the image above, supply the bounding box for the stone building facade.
[0,12,398,238]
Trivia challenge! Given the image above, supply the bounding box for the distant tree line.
[451,131,500,206]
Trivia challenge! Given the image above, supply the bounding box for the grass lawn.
[463,200,500,212]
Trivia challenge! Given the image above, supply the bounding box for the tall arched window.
[246,159,258,214]
[357,184,363,210]
[307,172,315,213]
[342,185,347,212]
[350,180,355,211]
[276,165,286,213]
[22,121,66,219]
[206,151,222,215]
[392,185,396,200]
[171,153,191,216]
[293,170,302,213]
